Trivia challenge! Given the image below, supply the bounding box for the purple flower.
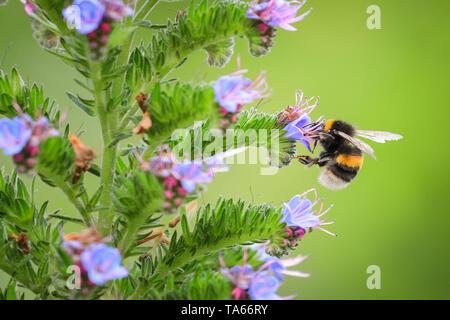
[81,243,128,285]
[213,60,271,113]
[261,255,310,281]
[250,243,310,280]
[0,117,32,156]
[281,90,321,152]
[282,188,336,236]
[248,271,281,300]
[221,264,254,290]
[246,0,312,31]
[284,114,312,151]
[146,153,175,178]
[172,161,214,193]
[63,0,105,34]
[103,0,133,21]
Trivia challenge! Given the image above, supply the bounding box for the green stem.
[39,168,90,226]
[90,62,116,233]
[93,24,135,233]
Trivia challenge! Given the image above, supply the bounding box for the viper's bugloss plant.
[0,0,341,300]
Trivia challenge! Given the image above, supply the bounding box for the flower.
[282,188,336,236]
[103,0,133,21]
[0,117,32,156]
[213,57,271,114]
[248,271,282,300]
[140,147,176,178]
[221,264,255,290]
[20,0,37,16]
[213,73,271,113]
[284,114,312,150]
[280,90,322,152]
[246,0,312,31]
[63,0,105,34]
[250,243,310,280]
[172,161,214,193]
[80,243,129,285]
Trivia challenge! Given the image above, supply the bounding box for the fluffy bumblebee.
[297,119,403,190]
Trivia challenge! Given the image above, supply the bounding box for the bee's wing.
[334,131,377,160]
[356,130,403,143]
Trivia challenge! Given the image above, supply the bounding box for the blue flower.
[250,243,310,281]
[213,68,271,113]
[63,0,105,34]
[0,117,32,156]
[248,271,281,300]
[172,161,214,193]
[221,264,254,290]
[246,0,312,31]
[282,189,336,236]
[81,243,129,285]
[283,114,312,151]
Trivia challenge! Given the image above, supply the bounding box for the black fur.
[318,121,362,183]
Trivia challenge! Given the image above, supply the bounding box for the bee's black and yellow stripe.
[330,152,364,182]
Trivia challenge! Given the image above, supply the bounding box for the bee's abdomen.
[336,154,364,170]
[319,154,363,190]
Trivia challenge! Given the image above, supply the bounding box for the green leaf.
[0,68,60,121]
[66,92,96,116]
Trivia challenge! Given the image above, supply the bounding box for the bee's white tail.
[319,169,350,190]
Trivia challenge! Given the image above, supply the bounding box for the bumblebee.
[297,119,403,190]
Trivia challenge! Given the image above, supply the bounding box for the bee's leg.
[295,155,320,167]
[296,154,331,167]
[311,139,319,153]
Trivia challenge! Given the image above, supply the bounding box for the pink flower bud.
[177,187,187,197]
[17,165,26,174]
[230,116,238,123]
[295,227,306,239]
[87,31,97,40]
[258,23,268,34]
[174,198,183,207]
[164,176,178,188]
[26,158,36,168]
[220,107,229,115]
[221,120,229,127]
[25,145,39,157]
[90,42,98,49]
[163,202,171,209]
[232,287,246,300]
[100,23,112,35]
[164,190,174,199]
[285,227,293,238]
[13,153,24,163]
[100,36,109,45]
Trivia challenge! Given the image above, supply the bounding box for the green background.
[1,0,449,299]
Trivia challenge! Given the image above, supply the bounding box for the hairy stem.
[90,62,117,233]
[39,167,90,225]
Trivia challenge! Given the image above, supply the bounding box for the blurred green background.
[1,0,449,299]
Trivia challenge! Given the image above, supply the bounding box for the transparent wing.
[335,131,377,160]
[356,130,403,143]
